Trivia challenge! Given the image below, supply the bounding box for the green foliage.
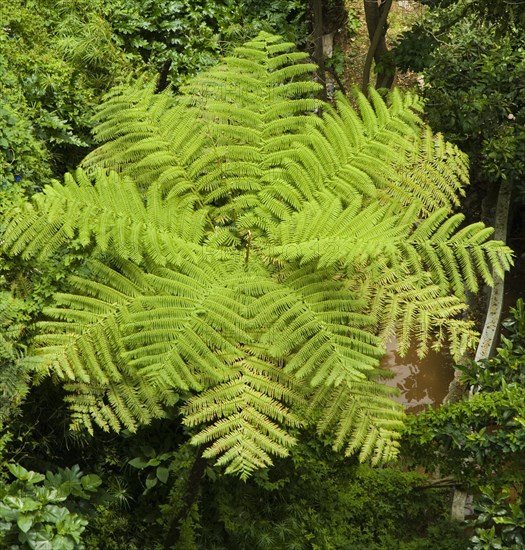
[462,298,525,393]
[326,45,346,76]
[401,299,525,549]
[0,28,51,195]
[0,100,50,191]
[0,0,135,179]
[0,293,31,424]
[128,445,177,494]
[459,0,525,30]
[393,1,525,191]
[192,437,467,549]
[419,0,525,29]
[96,0,306,89]
[3,33,513,478]
[402,299,525,483]
[402,385,525,481]
[469,485,525,550]
[0,0,310,190]
[0,463,101,549]
[0,226,93,430]
[79,433,468,549]
[345,4,361,37]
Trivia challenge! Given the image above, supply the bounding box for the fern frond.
[412,214,513,295]
[3,169,207,264]
[312,380,404,464]
[184,356,304,479]
[249,267,382,389]
[32,257,273,431]
[263,196,410,269]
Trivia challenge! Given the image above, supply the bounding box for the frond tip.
[184,358,304,479]
[313,380,405,464]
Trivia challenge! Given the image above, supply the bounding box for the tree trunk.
[362,0,395,92]
[447,179,513,521]
[310,0,328,100]
[156,59,173,93]
[163,447,207,549]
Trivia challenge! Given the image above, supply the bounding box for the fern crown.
[4,32,513,478]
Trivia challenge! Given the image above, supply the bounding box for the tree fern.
[2,32,513,477]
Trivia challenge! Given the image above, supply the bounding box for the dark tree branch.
[163,446,207,549]
[362,0,394,94]
[325,65,347,97]
[310,0,328,101]
[156,59,173,94]
[413,477,461,490]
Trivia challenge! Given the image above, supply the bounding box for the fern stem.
[244,230,252,268]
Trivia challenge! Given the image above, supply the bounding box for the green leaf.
[141,445,156,458]
[5,496,40,511]
[7,464,46,485]
[156,466,169,484]
[145,474,157,490]
[25,529,54,550]
[17,514,33,533]
[128,457,149,469]
[80,474,102,492]
[49,535,75,550]
[8,463,29,480]
[42,505,68,524]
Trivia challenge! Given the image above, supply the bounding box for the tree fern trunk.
[156,60,173,94]
[163,447,207,549]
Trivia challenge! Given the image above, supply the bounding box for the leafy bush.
[0,33,51,191]
[393,2,525,192]
[0,100,50,191]
[0,463,101,549]
[402,299,525,549]
[0,0,136,180]
[97,0,306,89]
[191,437,467,549]
[469,485,525,550]
[402,299,525,483]
[0,293,31,424]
